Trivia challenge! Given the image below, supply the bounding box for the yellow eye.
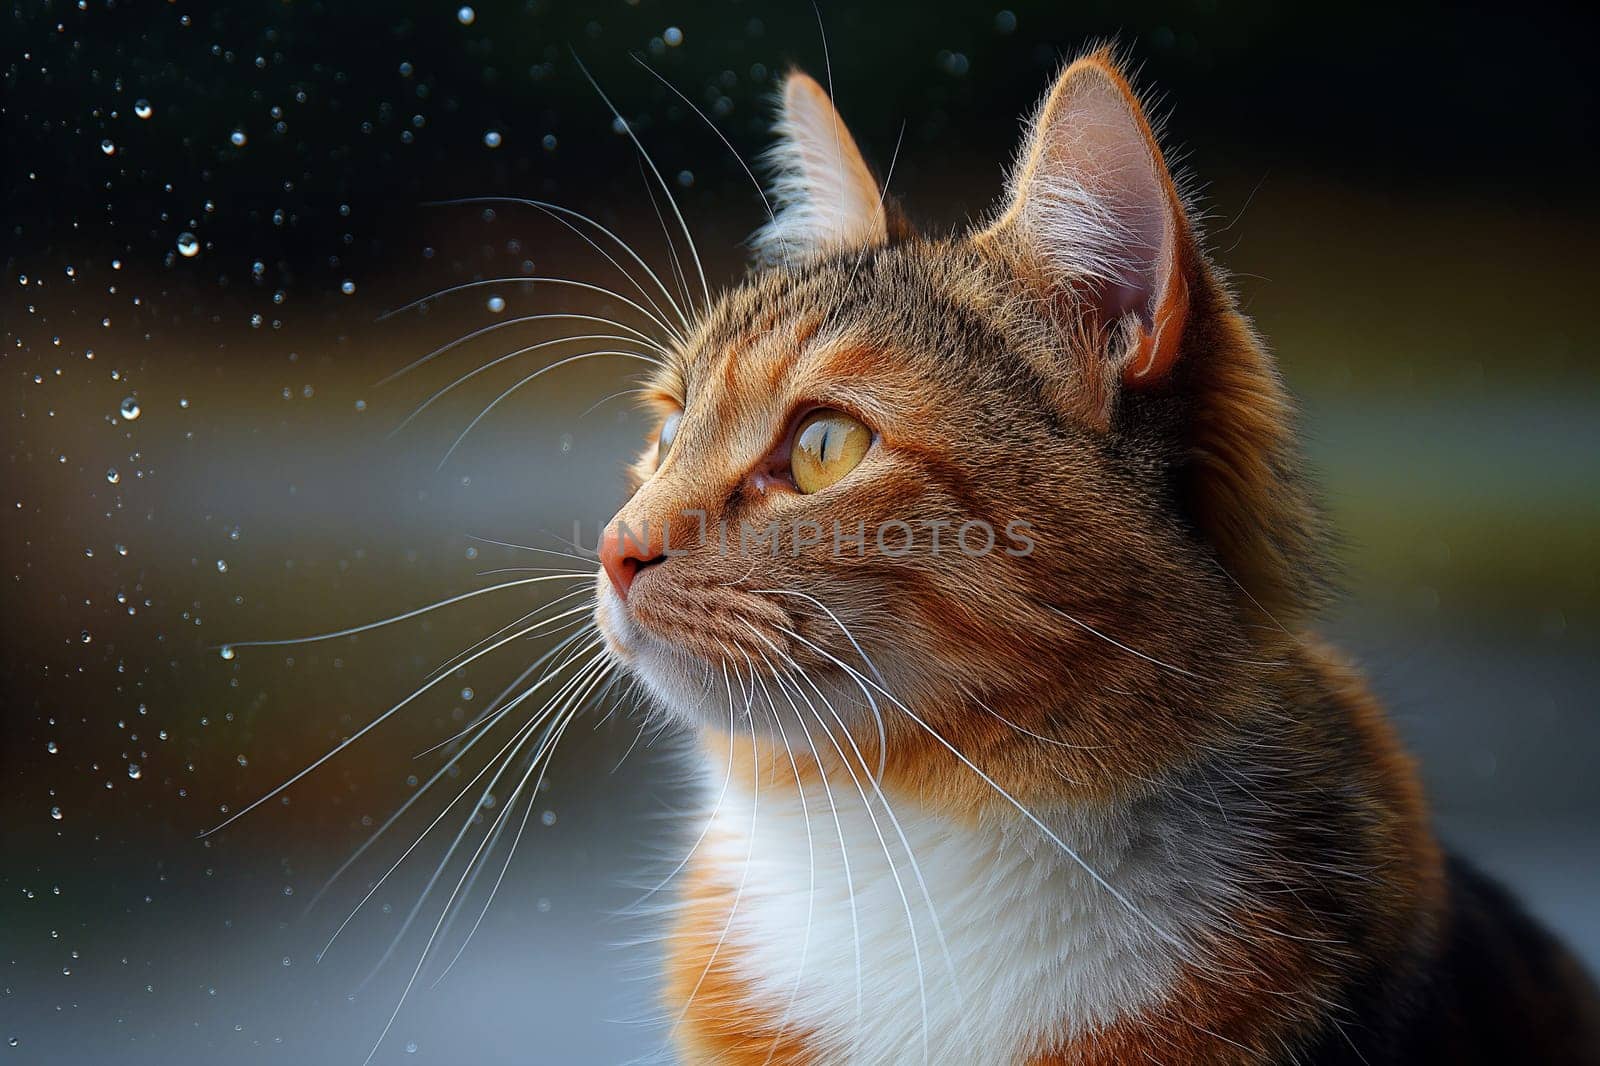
[791,409,871,494]
[655,409,682,471]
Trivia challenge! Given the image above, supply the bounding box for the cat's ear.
[752,70,887,263]
[980,51,1190,387]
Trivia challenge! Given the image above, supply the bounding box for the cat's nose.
[598,521,665,601]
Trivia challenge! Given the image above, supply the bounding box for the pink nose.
[598,522,663,600]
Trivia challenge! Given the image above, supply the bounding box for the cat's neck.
[669,643,1443,1063]
[677,735,1213,1064]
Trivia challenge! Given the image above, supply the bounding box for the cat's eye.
[790,409,872,494]
[655,409,682,470]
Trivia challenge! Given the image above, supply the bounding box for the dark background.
[4,1,1597,1063]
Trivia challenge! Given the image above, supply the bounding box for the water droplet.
[80,630,93,645]
[135,99,153,119]
[460,687,474,701]
[340,279,356,295]
[229,129,248,147]
[938,51,970,77]
[663,26,684,46]
[236,754,248,767]
[127,763,142,780]
[219,645,235,661]
[176,232,200,258]
[119,396,141,421]
[50,806,63,821]
[46,741,58,754]
[405,1041,418,1054]
[482,129,502,149]
[105,467,120,484]
[215,559,228,573]
[456,5,475,25]
[677,169,695,188]
[540,810,557,826]
[485,294,505,313]
[100,139,117,156]
[542,133,558,151]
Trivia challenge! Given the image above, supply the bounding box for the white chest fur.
[689,751,1209,1066]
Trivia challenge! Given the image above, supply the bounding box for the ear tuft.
[752,71,887,264]
[982,51,1190,387]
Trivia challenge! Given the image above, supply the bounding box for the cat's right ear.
[751,71,888,264]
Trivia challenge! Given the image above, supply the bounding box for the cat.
[592,49,1600,1065]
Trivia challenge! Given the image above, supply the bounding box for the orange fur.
[666,857,819,1065]
[593,49,1599,1066]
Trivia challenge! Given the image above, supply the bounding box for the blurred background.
[3,1,1596,1062]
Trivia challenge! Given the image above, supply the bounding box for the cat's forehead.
[676,241,1009,400]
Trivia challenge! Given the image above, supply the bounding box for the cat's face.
[594,55,1318,801]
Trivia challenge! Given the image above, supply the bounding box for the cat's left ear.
[751,71,887,263]
[980,51,1191,387]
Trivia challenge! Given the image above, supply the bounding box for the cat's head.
[594,50,1323,804]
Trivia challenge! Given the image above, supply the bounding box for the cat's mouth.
[595,569,811,724]
[595,563,883,729]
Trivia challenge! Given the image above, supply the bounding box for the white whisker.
[320,641,607,967]
[421,586,595,683]
[202,601,592,837]
[778,625,1188,956]
[358,647,605,1065]
[1045,603,1206,681]
[376,275,683,346]
[465,535,598,568]
[307,622,598,912]
[571,53,711,313]
[219,572,587,652]
[738,649,816,1066]
[438,349,660,469]
[391,333,662,437]
[630,56,779,232]
[672,660,759,1036]
[375,311,666,390]
[425,195,692,337]
[427,654,612,987]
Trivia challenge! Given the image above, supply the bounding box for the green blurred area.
[1225,176,1599,629]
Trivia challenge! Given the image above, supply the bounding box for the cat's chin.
[596,584,729,728]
